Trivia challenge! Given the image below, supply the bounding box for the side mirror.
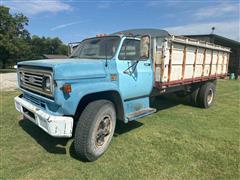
[140,35,150,60]
[68,42,80,56]
[68,44,72,56]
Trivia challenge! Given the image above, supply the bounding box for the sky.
[2,0,240,44]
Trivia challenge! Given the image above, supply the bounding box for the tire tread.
[74,100,111,161]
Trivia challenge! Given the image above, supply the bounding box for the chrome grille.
[18,68,53,97]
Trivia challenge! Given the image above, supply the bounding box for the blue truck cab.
[15,30,156,161]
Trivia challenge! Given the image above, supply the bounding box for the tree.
[0,6,68,69]
[30,36,67,59]
[0,6,31,68]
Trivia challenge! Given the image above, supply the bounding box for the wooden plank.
[153,38,156,81]
[202,49,206,77]
[161,40,168,82]
[153,50,157,81]
[181,45,187,80]
[209,49,213,76]
[167,43,173,82]
[192,47,198,78]
[171,36,231,52]
[216,51,219,76]
[159,74,225,88]
[160,47,165,82]
[225,53,230,75]
[221,52,224,74]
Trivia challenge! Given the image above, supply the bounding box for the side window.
[119,39,140,60]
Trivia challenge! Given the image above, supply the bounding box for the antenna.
[211,27,215,34]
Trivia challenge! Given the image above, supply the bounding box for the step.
[126,108,156,121]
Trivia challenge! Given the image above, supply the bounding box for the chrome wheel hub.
[207,89,213,105]
[96,115,112,147]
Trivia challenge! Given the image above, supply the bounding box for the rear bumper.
[14,96,73,137]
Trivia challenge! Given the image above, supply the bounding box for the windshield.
[70,36,120,59]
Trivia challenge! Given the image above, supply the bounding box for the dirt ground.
[0,73,17,91]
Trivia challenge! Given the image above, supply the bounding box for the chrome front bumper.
[14,96,73,137]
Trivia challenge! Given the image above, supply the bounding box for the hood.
[18,59,107,80]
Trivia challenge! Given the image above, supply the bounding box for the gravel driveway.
[0,73,17,91]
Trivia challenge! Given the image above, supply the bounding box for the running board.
[126,108,156,121]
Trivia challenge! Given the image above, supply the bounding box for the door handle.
[144,63,151,66]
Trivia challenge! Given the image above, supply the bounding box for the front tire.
[74,100,116,162]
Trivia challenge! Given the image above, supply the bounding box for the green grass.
[0,80,239,179]
[0,68,16,73]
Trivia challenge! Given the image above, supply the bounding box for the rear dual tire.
[186,81,216,108]
[198,82,216,108]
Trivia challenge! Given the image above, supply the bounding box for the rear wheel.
[198,82,216,108]
[74,100,116,162]
[189,87,200,106]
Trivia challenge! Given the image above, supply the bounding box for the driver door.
[117,38,153,100]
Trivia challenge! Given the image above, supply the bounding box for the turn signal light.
[62,84,71,93]
[96,34,108,37]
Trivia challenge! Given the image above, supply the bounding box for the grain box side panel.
[204,65,210,76]
[196,48,204,65]
[210,50,218,75]
[217,51,223,74]
[171,65,182,81]
[205,49,212,64]
[185,46,196,65]
[171,44,184,65]
[184,65,194,79]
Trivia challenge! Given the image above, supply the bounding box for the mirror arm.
[123,61,139,75]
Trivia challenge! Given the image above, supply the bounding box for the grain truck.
[14,29,230,161]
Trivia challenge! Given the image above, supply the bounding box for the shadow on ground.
[151,93,195,111]
[18,118,144,161]
[19,119,69,154]
[18,95,192,161]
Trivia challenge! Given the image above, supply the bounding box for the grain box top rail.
[171,35,231,52]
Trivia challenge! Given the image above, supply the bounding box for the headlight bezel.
[43,76,53,92]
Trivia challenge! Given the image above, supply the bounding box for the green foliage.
[0,6,30,68]
[30,36,68,59]
[0,6,68,69]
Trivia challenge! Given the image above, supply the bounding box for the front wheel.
[74,100,116,162]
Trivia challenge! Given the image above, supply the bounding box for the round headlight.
[43,77,51,91]
[19,73,24,82]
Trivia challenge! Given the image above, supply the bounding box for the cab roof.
[112,28,170,38]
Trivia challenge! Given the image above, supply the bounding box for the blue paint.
[116,37,154,100]
[17,35,155,123]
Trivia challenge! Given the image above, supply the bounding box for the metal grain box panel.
[184,65,194,79]
[204,65,211,76]
[153,36,230,88]
[205,50,212,64]
[196,48,204,64]
[171,65,182,81]
[171,44,184,65]
[212,51,218,64]
[211,65,217,75]
[186,46,195,64]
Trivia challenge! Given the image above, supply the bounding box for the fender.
[55,81,125,118]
